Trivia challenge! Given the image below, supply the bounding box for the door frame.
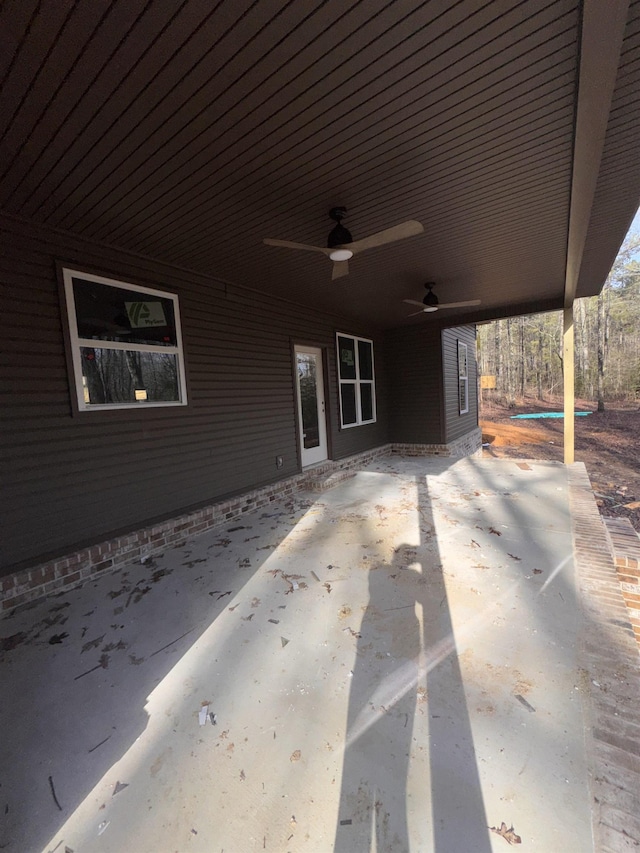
[291,341,331,469]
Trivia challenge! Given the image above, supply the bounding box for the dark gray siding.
[385,326,444,444]
[442,326,478,442]
[1,214,389,572]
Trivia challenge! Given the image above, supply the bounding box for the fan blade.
[263,238,331,256]
[347,220,423,254]
[332,260,349,280]
[402,299,426,308]
[407,309,427,316]
[437,299,481,309]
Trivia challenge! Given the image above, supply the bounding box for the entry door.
[295,345,328,467]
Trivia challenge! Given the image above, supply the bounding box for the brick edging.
[1,444,392,613]
[1,434,484,614]
[569,463,640,853]
[604,517,640,647]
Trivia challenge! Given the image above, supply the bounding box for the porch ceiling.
[1,1,639,329]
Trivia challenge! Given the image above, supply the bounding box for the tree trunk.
[597,288,606,412]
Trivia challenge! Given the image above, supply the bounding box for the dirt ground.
[480,396,640,533]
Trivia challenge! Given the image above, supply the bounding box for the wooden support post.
[563,305,575,465]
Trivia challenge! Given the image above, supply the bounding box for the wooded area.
[478,231,640,409]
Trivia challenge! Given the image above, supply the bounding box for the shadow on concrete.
[0,500,315,853]
[335,471,491,852]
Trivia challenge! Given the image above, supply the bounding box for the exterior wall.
[442,325,478,443]
[1,214,389,573]
[385,325,445,444]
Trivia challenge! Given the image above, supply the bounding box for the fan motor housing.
[423,283,439,307]
[327,207,353,247]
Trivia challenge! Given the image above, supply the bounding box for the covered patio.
[2,454,637,852]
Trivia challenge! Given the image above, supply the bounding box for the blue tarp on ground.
[510,412,593,419]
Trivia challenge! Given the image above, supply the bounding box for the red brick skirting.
[570,464,640,853]
[0,445,389,613]
[0,438,484,614]
[605,516,640,648]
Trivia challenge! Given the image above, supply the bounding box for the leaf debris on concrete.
[489,822,522,845]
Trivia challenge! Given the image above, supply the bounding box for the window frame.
[61,267,188,412]
[336,332,377,428]
[457,340,469,415]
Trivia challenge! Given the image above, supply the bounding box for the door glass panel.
[337,336,357,380]
[358,340,373,380]
[340,383,357,425]
[297,354,320,449]
[360,382,373,421]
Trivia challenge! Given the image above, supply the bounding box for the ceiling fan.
[404,282,481,315]
[263,207,424,280]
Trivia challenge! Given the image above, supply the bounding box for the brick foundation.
[392,427,483,459]
[605,516,640,649]
[0,435,482,614]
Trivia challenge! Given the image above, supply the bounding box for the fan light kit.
[264,208,423,279]
[403,283,481,315]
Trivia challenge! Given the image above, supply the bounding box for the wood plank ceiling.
[1,0,639,329]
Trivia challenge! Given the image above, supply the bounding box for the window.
[458,340,469,414]
[336,333,376,427]
[61,268,187,411]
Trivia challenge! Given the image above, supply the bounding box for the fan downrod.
[329,207,347,222]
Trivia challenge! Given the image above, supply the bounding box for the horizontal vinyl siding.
[0,215,388,571]
[385,326,444,445]
[442,326,478,443]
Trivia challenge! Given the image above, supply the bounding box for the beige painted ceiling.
[1,0,639,328]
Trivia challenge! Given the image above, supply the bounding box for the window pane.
[459,378,468,413]
[340,383,357,425]
[458,341,467,378]
[358,340,373,380]
[80,348,179,404]
[73,278,177,346]
[297,354,320,449]
[337,336,357,380]
[360,383,374,421]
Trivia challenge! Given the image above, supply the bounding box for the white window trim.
[62,267,188,411]
[336,332,377,428]
[458,340,469,415]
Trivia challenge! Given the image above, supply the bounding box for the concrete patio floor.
[0,456,612,851]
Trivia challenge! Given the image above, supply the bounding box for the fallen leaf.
[290,750,301,762]
[507,553,522,562]
[533,568,543,575]
[49,633,69,645]
[81,635,105,653]
[489,822,521,845]
[489,527,502,536]
[240,769,246,781]
[324,582,332,593]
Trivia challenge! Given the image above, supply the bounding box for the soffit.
[0,1,636,328]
